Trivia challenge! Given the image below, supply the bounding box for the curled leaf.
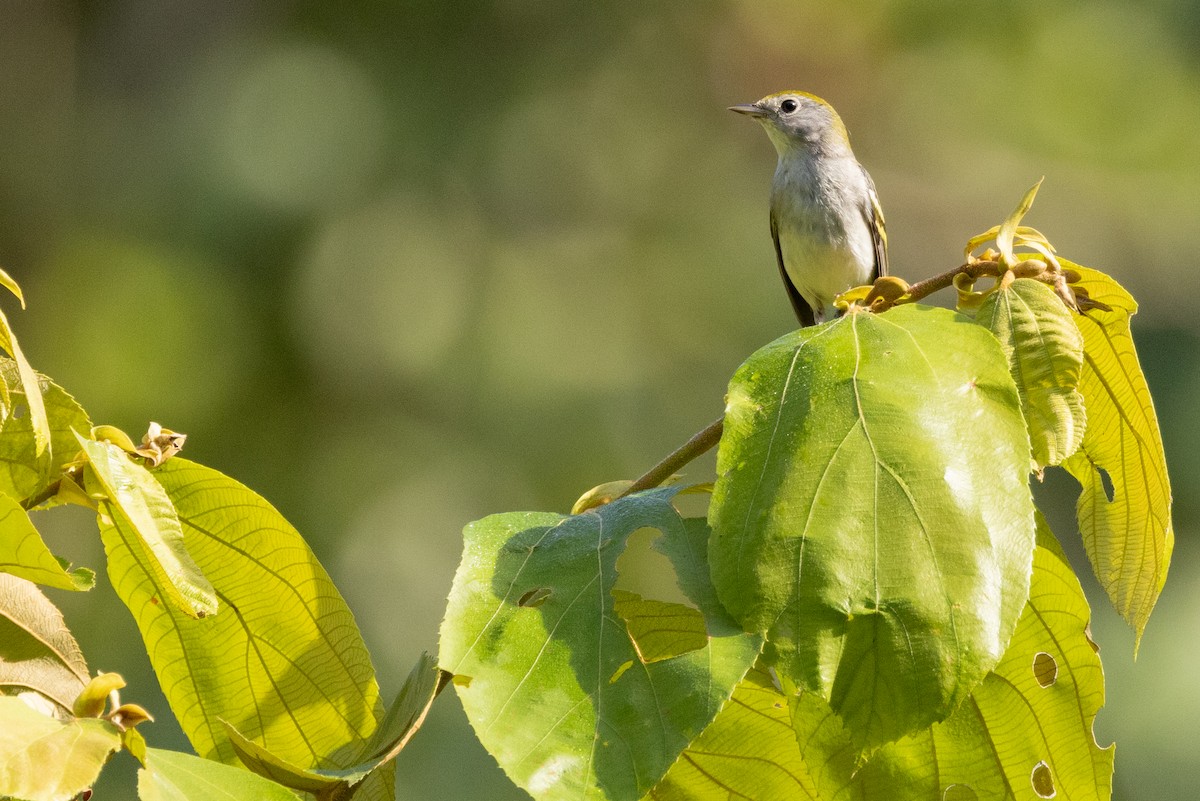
[72,672,125,718]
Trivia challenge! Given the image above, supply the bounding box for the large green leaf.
[975,277,1086,470]
[138,747,302,801]
[440,488,762,801]
[709,305,1035,748]
[646,662,819,800]
[0,695,122,801]
[81,437,217,618]
[101,458,385,784]
[791,512,1113,800]
[0,490,93,590]
[0,574,89,710]
[0,360,91,506]
[1061,262,1172,646]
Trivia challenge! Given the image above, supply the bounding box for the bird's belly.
[777,225,875,317]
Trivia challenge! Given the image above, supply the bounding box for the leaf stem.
[617,415,725,499]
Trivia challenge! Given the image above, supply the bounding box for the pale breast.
[775,208,876,318]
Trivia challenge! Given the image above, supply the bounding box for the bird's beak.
[728,103,768,118]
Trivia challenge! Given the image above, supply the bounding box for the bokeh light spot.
[295,195,471,384]
[216,45,385,211]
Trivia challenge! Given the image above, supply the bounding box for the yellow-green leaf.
[79,436,217,619]
[0,695,122,801]
[995,178,1043,266]
[0,266,25,309]
[0,306,50,457]
[72,671,125,718]
[1061,261,1172,646]
[223,653,445,796]
[975,277,1086,470]
[0,360,91,507]
[103,457,385,783]
[612,590,708,663]
[0,490,93,590]
[647,663,819,800]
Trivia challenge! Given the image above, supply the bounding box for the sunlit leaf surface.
[0,695,121,801]
[224,652,446,795]
[710,305,1035,748]
[647,663,819,800]
[440,488,762,801]
[0,490,93,590]
[1061,262,1172,646]
[0,574,89,710]
[0,307,50,457]
[81,437,217,618]
[101,458,384,781]
[976,277,1086,470]
[138,746,302,801]
[0,360,90,506]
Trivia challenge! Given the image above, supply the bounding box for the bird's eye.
[780,99,798,113]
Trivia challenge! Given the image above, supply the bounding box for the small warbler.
[730,92,887,326]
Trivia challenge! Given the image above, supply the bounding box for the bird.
[729,91,887,327]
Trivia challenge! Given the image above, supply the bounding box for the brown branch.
[901,259,1003,304]
[617,415,725,499]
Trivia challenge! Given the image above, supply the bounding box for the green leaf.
[0,266,26,309]
[790,512,1113,800]
[79,437,217,618]
[357,651,447,764]
[0,360,91,506]
[223,652,447,796]
[0,574,89,711]
[995,178,1043,266]
[222,724,345,795]
[0,491,93,590]
[440,488,762,801]
[138,747,302,801]
[0,695,122,801]
[709,305,1035,748]
[103,458,385,781]
[0,307,50,457]
[975,277,1086,470]
[647,662,819,800]
[1060,262,1172,647]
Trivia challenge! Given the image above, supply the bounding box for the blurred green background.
[2,1,1196,798]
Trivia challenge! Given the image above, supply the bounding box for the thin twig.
[901,260,1002,304]
[21,479,60,511]
[617,415,725,499]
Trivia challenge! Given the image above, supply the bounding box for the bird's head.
[729,91,853,159]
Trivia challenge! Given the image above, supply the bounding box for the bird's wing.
[861,170,888,279]
[770,209,816,327]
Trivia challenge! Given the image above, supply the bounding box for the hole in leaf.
[1098,467,1114,503]
[613,527,691,606]
[1033,652,1057,687]
[1031,761,1055,798]
[611,527,706,663]
[669,486,712,518]
[517,587,551,608]
[609,660,634,684]
[12,405,24,419]
[943,784,978,801]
